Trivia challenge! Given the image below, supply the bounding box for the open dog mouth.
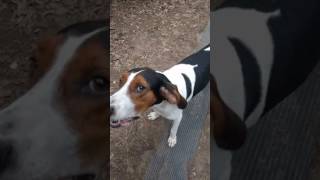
[110,116,139,128]
[58,173,96,180]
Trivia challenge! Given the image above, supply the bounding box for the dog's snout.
[0,139,14,174]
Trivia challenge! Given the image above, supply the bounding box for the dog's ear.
[160,82,187,109]
[211,75,247,150]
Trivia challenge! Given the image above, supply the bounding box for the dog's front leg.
[168,112,182,147]
[147,111,160,120]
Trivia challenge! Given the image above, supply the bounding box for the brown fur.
[119,72,128,87]
[128,75,158,113]
[57,39,108,167]
[160,83,187,109]
[32,35,64,82]
[211,74,247,150]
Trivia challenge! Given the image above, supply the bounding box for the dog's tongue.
[120,119,131,126]
[111,117,139,128]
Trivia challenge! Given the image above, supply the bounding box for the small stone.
[9,62,18,70]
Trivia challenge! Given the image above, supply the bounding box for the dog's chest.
[152,102,181,120]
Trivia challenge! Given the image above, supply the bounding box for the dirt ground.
[110,0,210,179]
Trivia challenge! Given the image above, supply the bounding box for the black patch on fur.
[129,67,187,108]
[58,20,106,36]
[129,67,169,105]
[91,30,108,49]
[218,0,320,116]
[228,38,262,120]
[179,45,210,97]
[128,67,149,73]
[262,9,320,115]
[182,73,192,99]
[58,20,108,49]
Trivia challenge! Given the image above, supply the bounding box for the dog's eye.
[88,76,107,95]
[136,85,145,93]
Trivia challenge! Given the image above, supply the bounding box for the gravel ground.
[110,0,209,179]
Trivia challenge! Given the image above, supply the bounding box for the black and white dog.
[110,45,210,147]
[212,3,320,180]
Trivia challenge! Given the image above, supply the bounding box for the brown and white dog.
[0,20,108,180]
[110,45,210,147]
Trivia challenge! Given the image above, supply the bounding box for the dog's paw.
[147,112,159,120]
[168,136,177,147]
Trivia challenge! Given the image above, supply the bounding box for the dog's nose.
[110,106,115,116]
[0,139,13,174]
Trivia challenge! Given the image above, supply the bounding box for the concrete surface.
[230,62,320,180]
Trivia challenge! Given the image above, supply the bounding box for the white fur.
[0,28,105,179]
[153,63,198,147]
[168,136,177,147]
[110,71,142,121]
[163,64,198,101]
[147,111,160,120]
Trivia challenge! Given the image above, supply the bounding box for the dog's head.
[0,20,108,180]
[110,67,187,128]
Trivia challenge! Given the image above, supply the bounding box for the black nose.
[110,106,115,116]
[0,139,13,174]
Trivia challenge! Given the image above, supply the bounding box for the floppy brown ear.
[211,75,247,150]
[160,82,187,109]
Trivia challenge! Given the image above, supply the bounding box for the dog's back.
[179,45,210,97]
[163,45,210,101]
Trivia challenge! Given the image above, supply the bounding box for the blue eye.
[136,85,145,93]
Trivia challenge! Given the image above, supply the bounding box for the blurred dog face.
[0,21,108,180]
[110,67,186,128]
